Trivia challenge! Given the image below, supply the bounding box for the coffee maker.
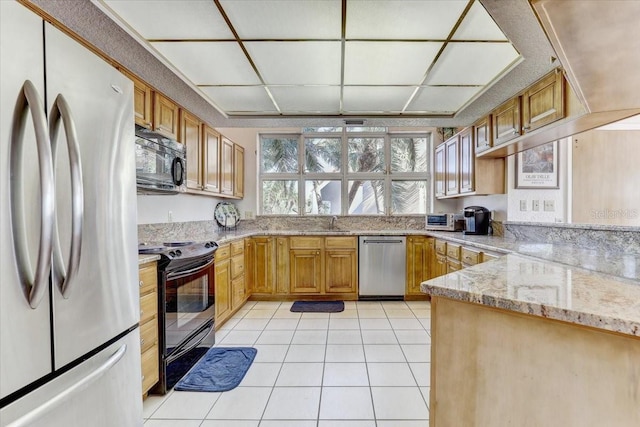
[463,206,491,235]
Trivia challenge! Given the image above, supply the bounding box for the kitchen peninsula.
[421,252,640,426]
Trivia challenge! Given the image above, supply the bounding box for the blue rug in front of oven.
[174,347,257,392]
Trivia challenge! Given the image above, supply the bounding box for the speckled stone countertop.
[138,254,160,265]
[420,253,640,337]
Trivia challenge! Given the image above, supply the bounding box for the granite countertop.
[138,254,160,265]
[420,253,640,337]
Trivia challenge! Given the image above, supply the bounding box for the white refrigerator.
[0,1,142,425]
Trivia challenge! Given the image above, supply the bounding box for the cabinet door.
[221,137,234,196]
[406,236,434,295]
[128,73,152,129]
[522,70,564,133]
[215,258,231,323]
[459,128,475,194]
[180,110,202,191]
[492,97,521,146]
[434,143,446,198]
[275,237,290,294]
[203,125,220,193]
[251,237,276,294]
[325,249,357,294]
[445,136,459,196]
[435,254,448,278]
[474,115,492,153]
[289,249,322,293]
[233,144,244,198]
[232,276,245,309]
[447,259,462,273]
[153,93,179,139]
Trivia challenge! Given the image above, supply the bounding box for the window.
[259,129,430,215]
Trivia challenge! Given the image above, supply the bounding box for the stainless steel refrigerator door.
[0,1,53,400]
[0,331,143,427]
[44,23,139,369]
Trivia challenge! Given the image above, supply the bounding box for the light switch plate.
[519,200,527,211]
[532,200,540,211]
[544,200,555,211]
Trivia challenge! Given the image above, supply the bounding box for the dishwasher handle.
[362,239,405,244]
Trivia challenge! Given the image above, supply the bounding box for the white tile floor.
[143,300,431,426]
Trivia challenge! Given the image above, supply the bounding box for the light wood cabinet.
[249,237,276,295]
[434,254,448,277]
[138,261,159,398]
[181,110,202,191]
[436,127,505,199]
[153,93,179,140]
[233,144,244,198]
[325,237,357,294]
[214,245,231,325]
[202,125,221,193]
[492,97,521,146]
[434,143,446,198]
[230,240,246,310]
[128,74,152,129]
[431,239,503,277]
[275,237,290,294]
[522,69,564,133]
[445,137,459,196]
[289,237,323,294]
[474,115,492,154]
[461,247,481,267]
[406,236,434,298]
[221,136,234,196]
[459,127,474,194]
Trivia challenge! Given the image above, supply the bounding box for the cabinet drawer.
[446,243,461,260]
[325,236,356,249]
[140,292,157,325]
[139,318,158,354]
[447,260,462,272]
[290,236,324,249]
[435,240,447,255]
[141,345,159,394]
[138,262,157,296]
[461,247,481,266]
[231,253,245,279]
[482,252,500,262]
[230,240,244,256]
[216,244,230,261]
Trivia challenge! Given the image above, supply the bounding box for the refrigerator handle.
[9,80,55,309]
[49,94,84,298]
[5,344,127,427]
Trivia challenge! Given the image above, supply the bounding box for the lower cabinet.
[406,236,435,298]
[138,261,159,398]
[248,237,277,296]
[432,238,503,278]
[215,240,247,329]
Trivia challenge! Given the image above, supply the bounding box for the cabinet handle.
[140,309,144,316]
[141,375,145,382]
[522,126,531,131]
[139,280,143,287]
[317,251,320,255]
[140,338,145,346]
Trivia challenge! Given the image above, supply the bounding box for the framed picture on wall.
[515,141,559,189]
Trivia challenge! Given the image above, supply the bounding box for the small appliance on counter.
[463,206,491,235]
[425,212,465,231]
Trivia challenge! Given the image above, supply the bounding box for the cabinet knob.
[139,280,143,287]
[140,338,145,346]
[141,375,145,382]
[140,310,144,316]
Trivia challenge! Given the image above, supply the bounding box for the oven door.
[164,257,215,361]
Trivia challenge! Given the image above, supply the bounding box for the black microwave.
[135,125,186,194]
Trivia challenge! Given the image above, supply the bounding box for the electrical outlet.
[532,200,540,211]
[168,210,173,222]
[544,200,555,212]
[519,200,527,211]
[244,211,254,219]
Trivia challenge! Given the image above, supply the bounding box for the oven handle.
[165,320,214,364]
[165,257,214,280]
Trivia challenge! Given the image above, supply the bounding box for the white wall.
[137,193,222,224]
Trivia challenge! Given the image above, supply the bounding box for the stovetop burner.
[163,241,195,247]
[138,240,218,260]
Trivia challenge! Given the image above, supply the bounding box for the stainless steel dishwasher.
[358,235,406,299]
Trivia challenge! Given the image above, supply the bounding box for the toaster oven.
[425,213,465,231]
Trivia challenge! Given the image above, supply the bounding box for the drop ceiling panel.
[245,42,342,85]
[453,1,509,41]
[426,42,520,85]
[152,42,260,85]
[346,0,468,39]
[103,0,233,39]
[407,86,483,113]
[270,86,341,113]
[199,86,277,113]
[220,0,341,39]
[343,86,415,112]
[344,42,442,85]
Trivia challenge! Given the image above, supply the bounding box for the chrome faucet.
[330,215,338,230]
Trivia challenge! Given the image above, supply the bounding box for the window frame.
[258,129,431,216]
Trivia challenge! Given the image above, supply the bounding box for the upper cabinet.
[130,74,152,129]
[203,125,221,194]
[180,110,202,191]
[521,69,564,133]
[233,144,244,199]
[474,115,492,154]
[492,97,521,146]
[435,127,505,199]
[153,93,179,140]
[220,137,234,196]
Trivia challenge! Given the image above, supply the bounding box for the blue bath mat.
[290,300,344,313]
[174,347,257,392]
